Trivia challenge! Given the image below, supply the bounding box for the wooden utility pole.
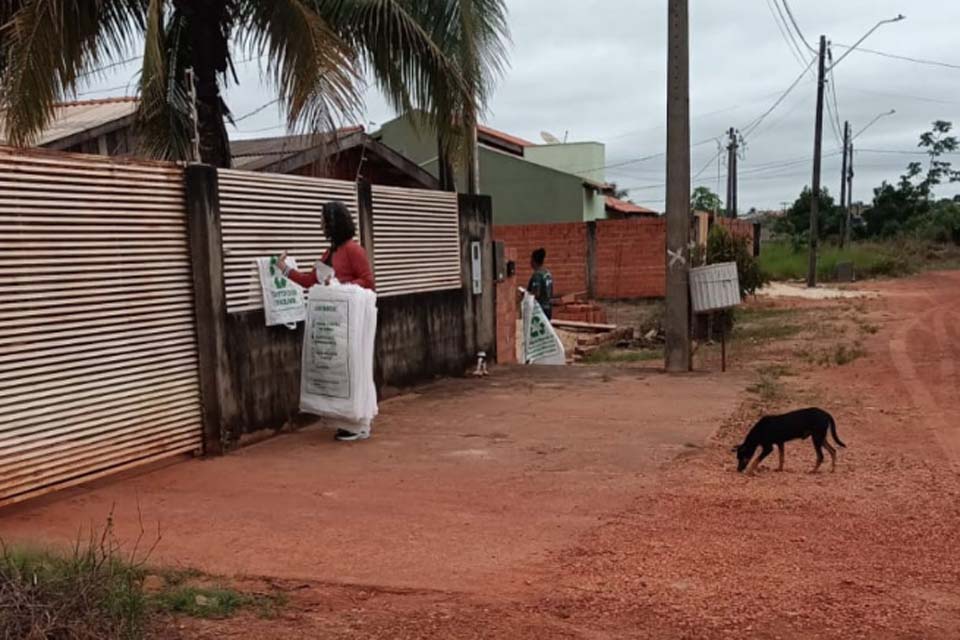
[665,0,691,373]
[839,120,850,249]
[467,118,480,195]
[806,35,828,288]
[847,141,855,234]
[725,128,739,218]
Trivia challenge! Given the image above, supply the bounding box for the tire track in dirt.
[888,279,960,472]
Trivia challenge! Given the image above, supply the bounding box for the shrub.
[703,225,769,297]
[0,539,148,639]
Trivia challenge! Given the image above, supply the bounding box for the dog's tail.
[829,415,846,448]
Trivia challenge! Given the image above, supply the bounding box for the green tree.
[776,186,841,241]
[0,0,509,168]
[690,186,723,212]
[864,121,960,237]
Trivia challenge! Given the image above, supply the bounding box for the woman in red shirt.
[277,201,376,442]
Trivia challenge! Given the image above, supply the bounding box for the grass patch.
[832,343,866,366]
[747,371,786,402]
[735,306,795,322]
[760,241,915,282]
[734,322,803,342]
[154,585,250,619]
[0,542,148,640]
[582,347,662,364]
[153,585,286,620]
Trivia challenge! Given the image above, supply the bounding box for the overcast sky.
[80,0,960,211]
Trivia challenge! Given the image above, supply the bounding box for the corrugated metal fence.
[0,150,204,508]
[371,185,461,297]
[218,172,462,308]
[0,153,467,507]
[218,170,358,313]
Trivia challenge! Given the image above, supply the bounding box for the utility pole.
[725,127,739,218]
[806,35,827,288]
[665,0,691,373]
[185,67,201,164]
[847,141,855,237]
[839,120,850,249]
[467,117,480,195]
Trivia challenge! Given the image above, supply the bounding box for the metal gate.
[0,149,204,507]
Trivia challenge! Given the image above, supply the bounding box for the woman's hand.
[277,251,289,274]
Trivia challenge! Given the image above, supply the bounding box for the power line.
[233,98,280,123]
[765,0,808,68]
[740,55,816,139]
[826,48,844,147]
[76,84,129,97]
[844,85,960,106]
[779,0,817,53]
[858,148,960,156]
[77,56,141,79]
[832,45,960,71]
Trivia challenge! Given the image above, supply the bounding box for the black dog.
[733,408,846,474]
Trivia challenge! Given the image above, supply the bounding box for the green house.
[373,113,616,225]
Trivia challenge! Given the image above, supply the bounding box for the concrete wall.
[480,150,585,224]
[495,247,519,364]
[187,166,496,446]
[524,142,605,184]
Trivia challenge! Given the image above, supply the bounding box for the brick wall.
[594,219,666,298]
[495,218,667,301]
[494,223,587,296]
[495,248,518,364]
[716,217,755,244]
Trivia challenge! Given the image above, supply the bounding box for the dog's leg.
[776,443,785,472]
[748,445,774,475]
[811,437,824,474]
[822,440,837,472]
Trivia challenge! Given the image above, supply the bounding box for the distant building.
[230,127,440,189]
[0,97,438,188]
[0,97,139,155]
[605,196,659,219]
[374,112,618,225]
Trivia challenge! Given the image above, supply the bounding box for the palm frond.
[360,0,509,167]
[135,0,193,160]
[238,0,361,138]
[0,0,144,146]
[313,0,469,142]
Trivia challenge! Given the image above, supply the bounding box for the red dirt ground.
[4,271,960,638]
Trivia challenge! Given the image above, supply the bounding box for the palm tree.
[0,0,509,169]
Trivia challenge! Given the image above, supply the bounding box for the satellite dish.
[540,130,562,144]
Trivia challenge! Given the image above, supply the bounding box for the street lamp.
[806,15,905,288]
[854,109,896,141]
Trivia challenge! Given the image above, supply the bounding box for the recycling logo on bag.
[530,315,547,339]
[269,256,288,290]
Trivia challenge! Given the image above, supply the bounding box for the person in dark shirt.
[527,248,554,319]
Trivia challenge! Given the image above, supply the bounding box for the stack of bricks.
[552,298,608,325]
[594,218,666,299]
[493,222,587,296]
[494,247,518,364]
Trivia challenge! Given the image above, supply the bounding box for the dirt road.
[4,271,960,638]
